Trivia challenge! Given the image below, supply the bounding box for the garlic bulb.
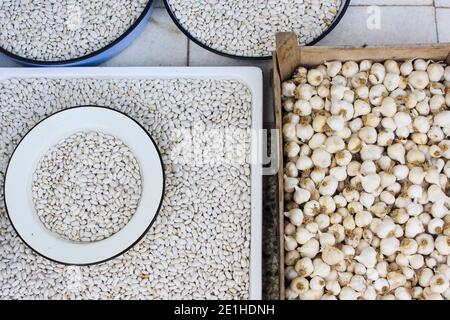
[325,61,342,77]
[380,237,400,256]
[311,148,332,168]
[293,187,311,205]
[285,235,298,251]
[322,246,345,266]
[342,61,359,78]
[284,175,299,193]
[324,136,345,154]
[295,83,315,100]
[355,247,377,268]
[414,59,430,71]
[283,122,297,141]
[430,95,446,113]
[285,142,300,158]
[319,176,339,196]
[387,143,405,164]
[400,60,413,76]
[282,81,296,97]
[369,63,386,84]
[290,277,309,295]
[294,99,312,117]
[395,287,412,300]
[356,86,369,100]
[430,274,449,294]
[283,98,295,112]
[379,96,397,117]
[326,115,345,132]
[360,145,384,161]
[310,96,325,110]
[317,84,330,98]
[285,208,304,226]
[307,69,324,86]
[331,99,354,121]
[434,111,450,128]
[285,161,298,177]
[428,63,445,82]
[339,287,360,300]
[361,173,381,193]
[408,71,430,90]
[299,238,320,258]
[296,155,313,171]
[435,235,450,255]
[369,84,388,106]
[351,72,369,89]
[384,73,401,92]
[405,217,424,238]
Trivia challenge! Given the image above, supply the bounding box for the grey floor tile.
[351,0,433,5]
[0,53,23,67]
[436,0,450,7]
[319,5,437,46]
[154,0,166,8]
[104,8,188,66]
[188,41,267,67]
[436,8,450,42]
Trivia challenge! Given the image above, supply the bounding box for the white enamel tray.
[0,67,263,300]
[5,106,165,266]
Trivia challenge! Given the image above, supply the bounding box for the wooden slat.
[275,33,303,84]
[272,49,285,300]
[275,33,450,81]
[445,50,450,65]
[298,45,450,68]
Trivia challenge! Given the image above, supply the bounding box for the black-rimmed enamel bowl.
[164,0,350,60]
[4,106,165,265]
[0,1,154,67]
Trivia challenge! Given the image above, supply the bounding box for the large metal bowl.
[0,1,155,66]
[164,0,351,60]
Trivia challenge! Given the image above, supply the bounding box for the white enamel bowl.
[4,106,165,265]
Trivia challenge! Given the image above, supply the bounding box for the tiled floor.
[1,0,449,122]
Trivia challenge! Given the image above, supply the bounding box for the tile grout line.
[187,40,190,66]
[350,4,434,7]
[434,1,440,42]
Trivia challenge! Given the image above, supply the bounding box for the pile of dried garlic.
[282,59,450,300]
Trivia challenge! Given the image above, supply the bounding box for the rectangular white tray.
[0,67,263,300]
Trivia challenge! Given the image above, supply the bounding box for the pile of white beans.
[282,58,450,300]
[0,77,252,299]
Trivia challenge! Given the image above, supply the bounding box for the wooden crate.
[273,32,450,299]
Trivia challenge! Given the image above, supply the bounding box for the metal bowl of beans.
[4,106,165,265]
[164,0,350,60]
[0,0,154,66]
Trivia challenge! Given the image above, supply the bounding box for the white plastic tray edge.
[0,67,263,300]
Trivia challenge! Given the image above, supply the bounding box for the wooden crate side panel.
[273,50,286,300]
[275,33,450,79]
[298,45,450,67]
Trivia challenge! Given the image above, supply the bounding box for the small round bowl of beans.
[4,106,165,265]
[164,0,350,60]
[0,0,154,66]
